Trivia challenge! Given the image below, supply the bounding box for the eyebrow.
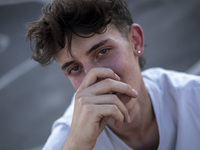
[86,38,110,55]
[61,60,76,70]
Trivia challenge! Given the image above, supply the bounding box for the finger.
[94,105,124,128]
[88,78,138,98]
[79,68,120,89]
[99,116,110,130]
[79,95,130,123]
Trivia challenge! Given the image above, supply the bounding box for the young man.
[27,0,200,149]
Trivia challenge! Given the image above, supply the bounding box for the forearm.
[61,131,95,150]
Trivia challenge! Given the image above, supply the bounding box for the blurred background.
[0,0,199,149]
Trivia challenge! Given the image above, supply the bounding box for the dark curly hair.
[26,0,145,68]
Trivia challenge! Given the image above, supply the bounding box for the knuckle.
[125,84,132,93]
[78,97,87,105]
[83,104,95,114]
[75,89,89,106]
[120,115,124,122]
[88,68,94,74]
[110,94,118,102]
[110,106,124,121]
[104,78,113,85]
[75,88,85,98]
[110,105,118,112]
[123,108,128,115]
[88,68,98,75]
[106,68,114,74]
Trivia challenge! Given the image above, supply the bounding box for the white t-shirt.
[42,68,200,150]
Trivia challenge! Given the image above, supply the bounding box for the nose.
[73,62,95,90]
[83,61,96,74]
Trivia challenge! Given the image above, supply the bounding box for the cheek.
[69,76,85,90]
[106,53,139,87]
[109,61,125,75]
[105,55,131,76]
[62,71,81,90]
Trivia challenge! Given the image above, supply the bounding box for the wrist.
[61,131,95,150]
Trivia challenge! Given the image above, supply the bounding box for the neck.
[108,81,159,150]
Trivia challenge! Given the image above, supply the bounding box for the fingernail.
[114,73,120,80]
[132,89,138,96]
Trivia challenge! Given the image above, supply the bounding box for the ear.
[128,23,144,56]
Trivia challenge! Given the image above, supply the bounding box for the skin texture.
[55,24,159,150]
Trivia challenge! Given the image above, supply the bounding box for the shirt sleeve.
[42,124,70,150]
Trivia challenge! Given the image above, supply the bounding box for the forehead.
[54,26,128,64]
[70,26,120,49]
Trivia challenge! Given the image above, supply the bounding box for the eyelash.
[65,65,82,76]
[96,47,111,59]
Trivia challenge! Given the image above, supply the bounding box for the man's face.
[55,24,144,104]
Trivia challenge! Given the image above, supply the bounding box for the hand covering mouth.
[110,91,132,105]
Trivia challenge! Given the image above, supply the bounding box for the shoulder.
[143,68,200,150]
[142,67,200,90]
[142,68,200,119]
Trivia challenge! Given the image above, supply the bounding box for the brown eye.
[98,49,108,55]
[72,66,80,71]
[96,48,112,61]
[68,65,81,75]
